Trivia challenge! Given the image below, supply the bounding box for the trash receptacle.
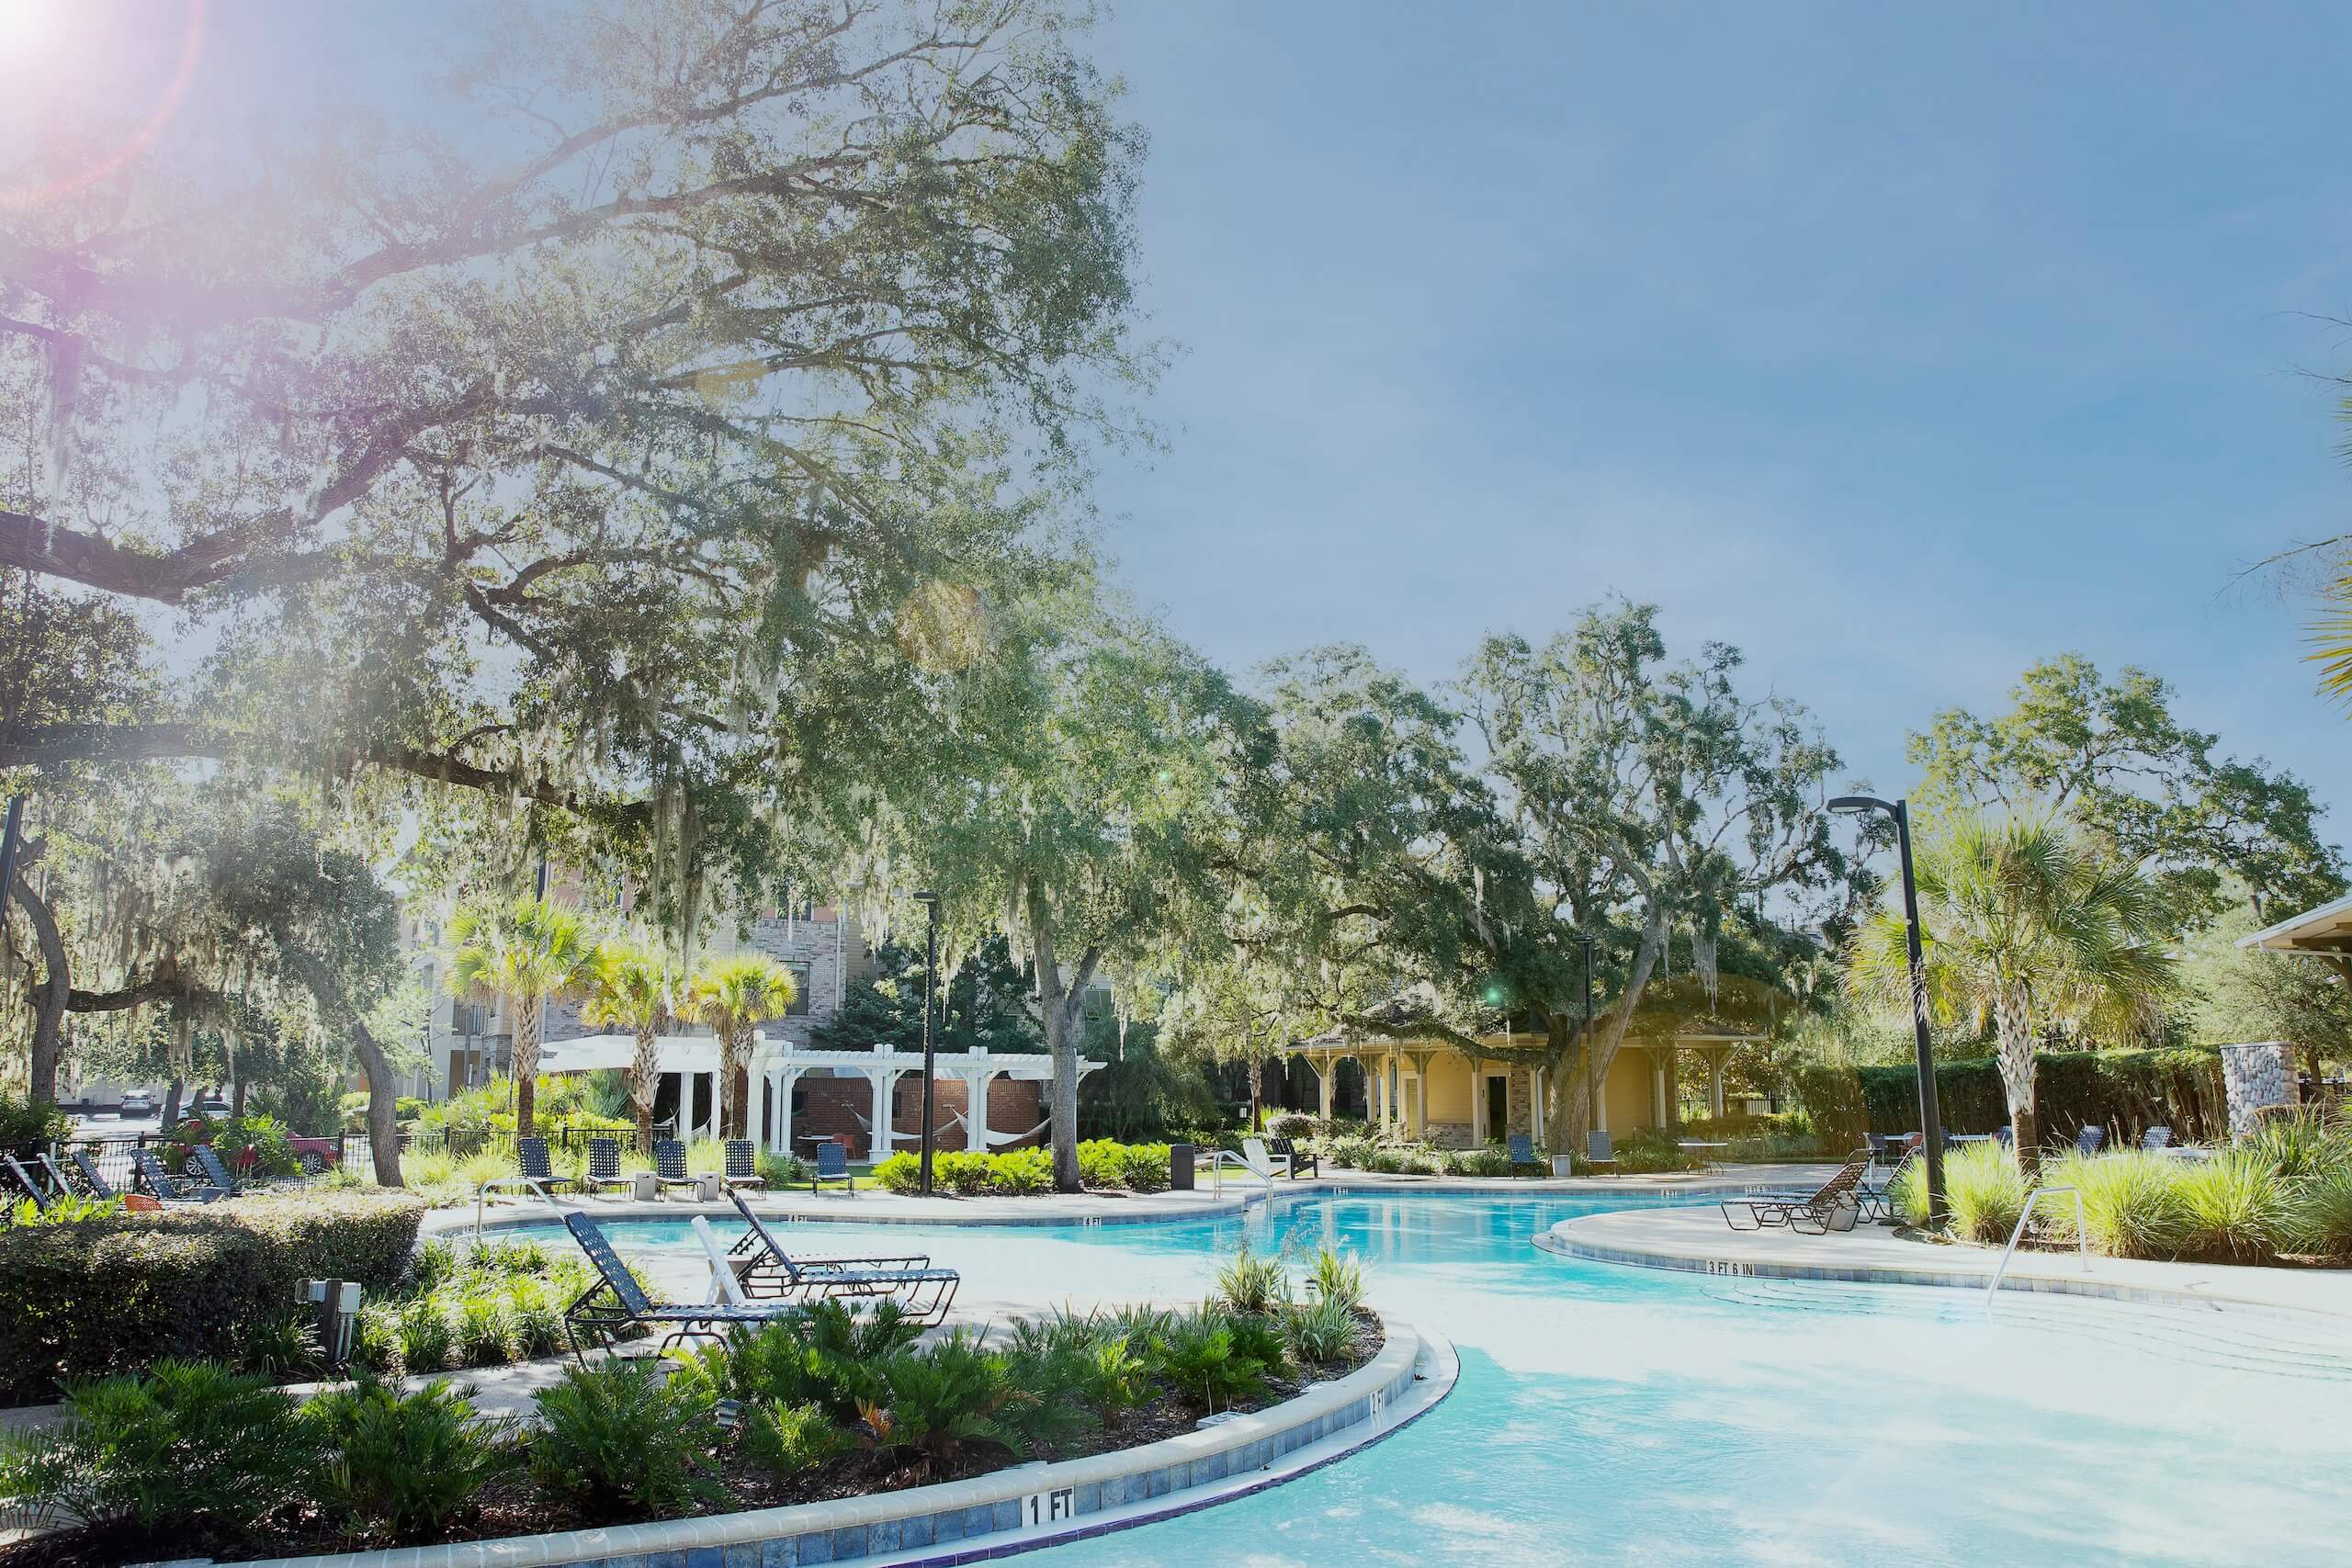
[1170,1142,1195,1191]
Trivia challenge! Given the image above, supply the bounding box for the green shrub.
[1213,1242,1290,1314]
[397,1301,453,1372]
[0,1360,316,1545]
[1150,1306,1273,1413]
[453,1295,514,1367]
[2292,1163,2352,1258]
[741,1399,853,1479]
[1442,1146,1512,1178]
[1307,1246,1364,1314]
[530,1356,726,1520]
[867,1330,1073,1468]
[988,1147,1054,1193]
[6,1192,124,1227]
[304,1377,520,1540]
[1941,1140,2029,1243]
[1283,1295,1361,1364]
[2174,1150,2290,1260]
[2043,1149,2188,1258]
[0,1190,425,1402]
[351,1304,402,1375]
[1118,1143,1172,1191]
[1322,1134,1375,1168]
[2240,1110,2352,1182]
[1889,1156,1928,1227]
[0,1093,73,1154]
[1799,1048,2228,1148]
[234,1307,326,1377]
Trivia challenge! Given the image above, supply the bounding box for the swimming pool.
[514,1193,2352,1566]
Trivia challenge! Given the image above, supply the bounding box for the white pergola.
[537,1033,1101,1156]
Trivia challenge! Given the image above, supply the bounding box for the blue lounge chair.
[808,1138,854,1193]
[70,1149,118,1199]
[2076,1125,2108,1156]
[1508,1134,1536,1168]
[2143,1125,2174,1151]
[4,1154,49,1213]
[558,1211,802,1359]
[133,1148,228,1203]
[1587,1131,1619,1176]
[723,1190,958,1320]
[516,1136,578,1198]
[722,1138,765,1190]
[191,1145,260,1195]
[652,1138,698,1196]
[582,1136,633,1196]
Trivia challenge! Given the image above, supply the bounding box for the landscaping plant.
[303,1377,521,1540]
[529,1356,727,1520]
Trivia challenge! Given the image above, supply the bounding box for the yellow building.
[1283,1023,1755,1151]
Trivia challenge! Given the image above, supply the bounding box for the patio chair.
[1996,1125,2014,1149]
[189,1145,261,1196]
[2142,1125,2174,1151]
[2075,1125,2108,1157]
[1720,1154,1870,1235]
[1857,1147,1917,1224]
[516,1137,579,1198]
[652,1138,699,1197]
[132,1148,228,1203]
[1587,1131,1619,1176]
[4,1153,49,1213]
[723,1138,766,1190]
[38,1152,88,1201]
[582,1136,634,1196]
[808,1138,854,1194]
[1264,1135,1319,1179]
[70,1149,119,1199]
[557,1211,804,1360]
[1508,1134,1536,1168]
[724,1190,958,1320]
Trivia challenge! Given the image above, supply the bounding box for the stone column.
[2221,1041,2298,1139]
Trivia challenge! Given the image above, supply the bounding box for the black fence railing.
[31,1119,680,1197]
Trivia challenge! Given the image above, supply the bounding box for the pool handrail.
[1984,1183,2088,1314]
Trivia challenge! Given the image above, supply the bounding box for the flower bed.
[0,1246,1383,1567]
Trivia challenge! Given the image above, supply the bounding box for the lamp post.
[912,891,941,1197]
[1573,932,1597,1158]
[1828,795,1947,1228]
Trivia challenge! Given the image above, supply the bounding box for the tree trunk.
[13,871,71,1106]
[1995,987,2040,1178]
[631,1027,659,1151]
[1023,877,1099,1195]
[1544,918,1668,1159]
[282,947,404,1186]
[724,1031,751,1140]
[162,1078,185,1128]
[514,993,542,1137]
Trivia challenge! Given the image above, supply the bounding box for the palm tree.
[680,953,797,1141]
[582,939,679,1151]
[1849,813,2177,1175]
[446,895,600,1138]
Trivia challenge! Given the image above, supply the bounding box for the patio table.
[1677,1140,1730,1172]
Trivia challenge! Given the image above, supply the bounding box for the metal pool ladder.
[1984,1184,2088,1314]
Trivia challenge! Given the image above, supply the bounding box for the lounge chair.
[558,1211,803,1359]
[652,1138,699,1197]
[1857,1147,1917,1224]
[1721,1154,1870,1235]
[2143,1125,2174,1151]
[723,1190,957,1320]
[517,1137,578,1198]
[722,1138,766,1190]
[2075,1125,2108,1157]
[39,1152,88,1201]
[582,1137,634,1196]
[4,1154,49,1212]
[191,1145,266,1196]
[1996,1125,2014,1149]
[1587,1131,1619,1176]
[1262,1135,1318,1179]
[808,1138,854,1194]
[133,1148,228,1203]
[1508,1133,1536,1169]
[70,1149,118,1199]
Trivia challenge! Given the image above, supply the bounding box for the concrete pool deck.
[1544,1203,2352,1324]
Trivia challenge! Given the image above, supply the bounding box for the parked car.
[191,1093,230,1118]
[118,1090,155,1117]
[288,1136,341,1176]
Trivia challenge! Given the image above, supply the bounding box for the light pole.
[912,891,941,1197]
[1573,932,1597,1160]
[1828,795,1947,1228]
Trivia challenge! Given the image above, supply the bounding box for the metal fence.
[35,1118,675,1197]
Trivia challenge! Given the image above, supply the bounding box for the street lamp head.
[911,890,939,907]
[1827,795,1896,818]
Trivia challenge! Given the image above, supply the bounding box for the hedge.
[0,1190,424,1404]
[871,1140,1172,1195]
[1792,1047,2227,1151]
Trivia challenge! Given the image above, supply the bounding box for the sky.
[10,1,2352,834]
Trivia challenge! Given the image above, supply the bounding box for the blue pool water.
[514,1194,2352,1565]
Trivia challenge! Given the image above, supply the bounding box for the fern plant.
[529,1358,726,1520]
[304,1377,520,1540]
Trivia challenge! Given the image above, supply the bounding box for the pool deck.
[1544,1204,2352,1324]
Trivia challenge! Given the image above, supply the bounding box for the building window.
[453,1001,488,1035]
[786,963,812,1016]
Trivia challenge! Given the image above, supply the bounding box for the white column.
[1652,1055,1667,1130]
[869,1065,894,1160]
[1414,1067,1427,1139]
[1471,1071,1485,1144]
[1533,1066,1547,1147]
[967,1057,994,1151]
[681,1069,699,1144]
[1316,1057,1334,1120]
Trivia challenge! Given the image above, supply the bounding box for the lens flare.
[0,0,208,208]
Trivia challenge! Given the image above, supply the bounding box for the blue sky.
[31,1,2352,834]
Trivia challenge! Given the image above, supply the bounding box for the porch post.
[1414,1066,1428,1139]
[682,1069,699,1144]
[1316,1055,1334,1120]
[1532,1066,1546,1147]
[1708,1052,1725,1118]
[1651,1053,1667,1130]
[967,1052,994,1151]
[869,1055,895,1161]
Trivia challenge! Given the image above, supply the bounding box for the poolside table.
[1677,1140,1730,1172]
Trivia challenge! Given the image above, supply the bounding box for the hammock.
[944,1108,1050,1150]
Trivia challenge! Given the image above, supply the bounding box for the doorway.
[1485,1073,1510,1143]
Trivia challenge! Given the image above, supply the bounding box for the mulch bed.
[2,1318,1384,1568]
